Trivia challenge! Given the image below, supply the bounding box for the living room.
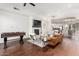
[0,3,79,56]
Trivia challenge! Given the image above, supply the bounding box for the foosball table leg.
[20,36,24,44]
[4,37,7,49]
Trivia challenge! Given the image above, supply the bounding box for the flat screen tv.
[33,20,41,27]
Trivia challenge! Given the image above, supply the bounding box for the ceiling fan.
[13,3,36,10]
[23,3,35,7]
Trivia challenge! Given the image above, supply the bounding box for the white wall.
[0,10,30,43]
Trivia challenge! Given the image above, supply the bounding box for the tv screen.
[33,20,41,27]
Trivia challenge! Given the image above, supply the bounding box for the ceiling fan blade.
[13,7,20,10]
[29,3,35,6]
[24,3,26,6]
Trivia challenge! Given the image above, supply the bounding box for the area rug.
[27,39,47,48]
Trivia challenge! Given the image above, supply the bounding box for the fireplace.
[34,29,39,35]
[32,27,41,35]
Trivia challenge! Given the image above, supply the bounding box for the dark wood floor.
[0,38,79,56]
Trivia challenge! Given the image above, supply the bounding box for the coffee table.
[28,34,48,48]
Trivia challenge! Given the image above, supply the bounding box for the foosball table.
[1,32,25,49]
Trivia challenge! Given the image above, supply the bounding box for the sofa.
[47,33,63,46]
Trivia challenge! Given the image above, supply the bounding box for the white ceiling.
[1,3,79,23]
[1,3,79,16]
